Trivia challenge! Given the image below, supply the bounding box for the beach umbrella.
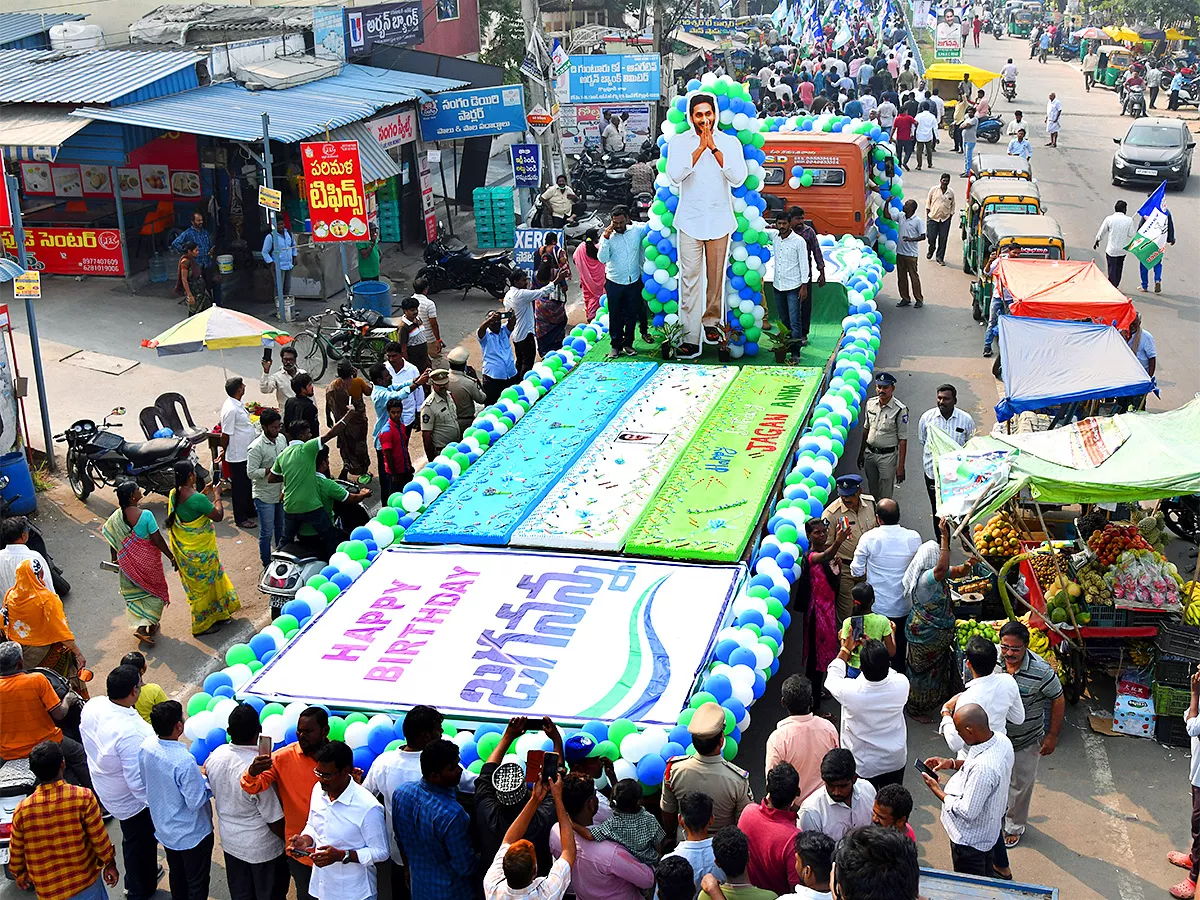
[141,308,291,375]
[1165,27,1193,41]
[1073,26,1108,39]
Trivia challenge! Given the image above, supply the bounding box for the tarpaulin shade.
[923,63,1002,87]
[995,316,1155,421]
[997,258,1137,330]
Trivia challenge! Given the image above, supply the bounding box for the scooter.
[632,191,654,221]
[55,408,206,503]
[1162,494,1200,543]
[570,156,632,207]
[416,226,514,299]
[1122,85,1147,117]
[977,114,1005,143]
[1002,78,1017,101]
[0,475,70,596]
[525,196,604,246]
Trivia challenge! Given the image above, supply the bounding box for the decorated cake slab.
[511,364,739,552]
[403,361,657,545]
[623,366,823,562]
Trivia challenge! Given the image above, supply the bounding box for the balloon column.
[647,72,774,358]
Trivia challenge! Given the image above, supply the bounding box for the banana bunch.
[1184,582,1200,626]
[1128,641,1155,668]
[1027,626,1051,657]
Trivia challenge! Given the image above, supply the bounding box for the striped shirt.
[918,407,976,479]
[1006,648,1063,751]
[940,733,1014,851]
[9,781,115,900]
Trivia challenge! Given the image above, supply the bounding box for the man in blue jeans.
[597,206,648,357]
[959,106,978,178]
[769,209,812,363]
[246,409,287,567]
[1139,205,1173,294]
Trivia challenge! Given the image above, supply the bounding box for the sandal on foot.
[1168,852,1194,870]
[135,627,156,646]
[1004,832,1021,848]
[1169,879,1197,899]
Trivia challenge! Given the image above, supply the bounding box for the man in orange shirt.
[9,740,118,900]
[241,706,329,900]
[0,641,91,789]
[763,674,839,805]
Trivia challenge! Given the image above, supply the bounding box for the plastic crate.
[1153,682,1192,717]
[1156,654,1196,687]
[1155,715,1193,748]
[1156,621,1200,660]
[1086,602,1128,628]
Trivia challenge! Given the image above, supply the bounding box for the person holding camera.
[477,309,519,404]
[483,763,576,900]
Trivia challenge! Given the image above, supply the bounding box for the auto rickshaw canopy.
[994,257,1136,329]
[924,63,1003,88]
[973,153,1033,180]
[968,178,1043,210]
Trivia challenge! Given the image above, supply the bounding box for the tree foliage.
[480,0,525,83]
[1088,0,1199,28]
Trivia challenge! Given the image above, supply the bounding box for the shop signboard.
[678,15,737,36]
[417,86,527,141]
[559,103,651,154]
[300,141,367,242]
[12,272,40,300]
[526,104,553,136]
[419,153,437,244]
[366,108,418,150]
[513,226,564,274]
[344,1,423,55]
[559,55,661,103]
[0,227,124,276]
[510,144,541,189]
[258,186,282,212]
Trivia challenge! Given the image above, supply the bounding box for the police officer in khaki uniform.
[856,372,908,501]
[420,370,461,460]
[446,346,486,434]
[660,702,753,842]
[823,473,877,624]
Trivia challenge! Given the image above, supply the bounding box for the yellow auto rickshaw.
[970,213,1066,321]
[961,178,1044,273]
[1095,45,1132,88]
[972,152,1033,180]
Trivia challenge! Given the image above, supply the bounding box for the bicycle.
[288,308,394,382]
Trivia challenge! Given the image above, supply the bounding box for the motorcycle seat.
[0,757,35,795]
[121,437,182,463]
[470,251,508,262]
[275,540,324,562]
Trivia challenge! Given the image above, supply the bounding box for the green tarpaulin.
[930,399,1200,521]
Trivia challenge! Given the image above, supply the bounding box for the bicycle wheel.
[290,331,327,382]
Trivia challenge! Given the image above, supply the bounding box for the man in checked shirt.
[10,740,119,900]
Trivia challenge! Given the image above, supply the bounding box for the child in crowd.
[586,778,666,866]
[121,651,168,724]
[838,583,897,673]
[872,783,918,844]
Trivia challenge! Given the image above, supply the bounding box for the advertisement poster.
[51,166,82,198]
[313,5,347,60]
[419,152,437,244]
[513,225,564,273]
[344,1,423,55]
[80,166,112,197]
[12,271,40,299]
[20,163,52,195]
[678,15,737,36]
[258,185,282,212]
[366,108,417,150]
[0,227,124,276]
[559,55,661,103]
[301,141,367,242]
[240,547,743,725]
[418,85,527,141]
[560,104,651,153]
[139,164,171,196]
[117,169,142,199]
[509,144,542,189]
[935,18,963,60]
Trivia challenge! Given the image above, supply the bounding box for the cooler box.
[1112,694,1156,738]
[351,280,391,317]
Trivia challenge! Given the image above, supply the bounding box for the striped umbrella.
[141,307,291,357]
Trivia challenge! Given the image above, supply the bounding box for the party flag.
[1126,181,1170,268]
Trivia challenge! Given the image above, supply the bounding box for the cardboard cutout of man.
[666,92,748,358]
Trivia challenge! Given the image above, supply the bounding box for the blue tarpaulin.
[996,316,1155,421]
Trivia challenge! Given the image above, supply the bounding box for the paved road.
[3,34,1196,900]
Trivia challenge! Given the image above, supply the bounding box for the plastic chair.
[137,201,176,255]
[154,392,207,443]
[138,406,169,440]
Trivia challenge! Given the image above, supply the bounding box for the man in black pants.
[596,206,648,358]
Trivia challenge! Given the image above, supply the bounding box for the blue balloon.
[260,649,276,666]
[669,724,692,747]
[715,638,740,663]
[242,696,266,713]
[704,674,733,703]
[722,698,747,723]
[203,672,233,695]
[762,625,785,646]
[352,745,377,773]
[581,720,609,742]
[281,600,312,622]
[729,647,759,670]
[368,725,394,754]
[213,685,236,699]
[189,738,210,765]
[284,725,298,745]
[660,741,686,760]
[350,526,374,542]
[249,633,277,660]
[459,740,480,766]
[752,670,768,699]
[205,727,228,748]
[736,609,765,628]
[636,753,667,786]
[320,565,341,580]
[331,572,353,590]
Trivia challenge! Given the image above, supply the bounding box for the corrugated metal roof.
[71,64,468,143]
[328,122,402,184]
[0,13,85,48]
[0,48,203,103]
[0,104,93,161]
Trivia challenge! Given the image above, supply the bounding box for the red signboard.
[300,141,367,242]
[0,176,10,230]
[0,227,124,276]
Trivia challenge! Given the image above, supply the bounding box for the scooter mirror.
[111,407,126,416]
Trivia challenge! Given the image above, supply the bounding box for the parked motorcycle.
[632,191,654,221]
[977,114,1005,143]
[56,408,206,503]
[1058,42,1080,61]
[1162,494,1200,543]
[1002,78,1017,101]
[570,156,632,207]
[0,475,69,596]
[416,226,514,299]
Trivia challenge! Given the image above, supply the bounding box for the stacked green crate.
[473,186,515,249]
[377,178,401,243]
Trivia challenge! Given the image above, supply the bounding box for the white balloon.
[717,626,744,644]
[745,256,762,270]
[730,680,755,707]
[737,711,752,732]
[451,730,475,748]
[261,625,287,647]
[368,713,394,733]
[729,344,745,359]
[284,701,308,728]
[514,732,546,762]
[211,698,238,727]
[340,560,365,580]
[640,726,669,755]
[329,551,352,569]
[187,710,217,739]
[296,586,324,608]
[262,715,288,744]
[620,733,648,764]
[700,72,717,86]
[372,524,395,549]
[613,758,638,782]
[719,109,735,125]
[344,722,371,749]
[729,664,757,688]
[663,313,679,326]
[732,245,749,261]
[712,663,737,681]
[752,643,774,670]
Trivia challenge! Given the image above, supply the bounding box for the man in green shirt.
[297,446,371,540]
[356,225,381,281]
[268,415,348,556]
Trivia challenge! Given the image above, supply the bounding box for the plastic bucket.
[281,295,296,323]
[350,280,391,317]
[0,451,36,515]
[216,254,234,274]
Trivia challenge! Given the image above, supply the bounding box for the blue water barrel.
[351,281,391,317]
[0,451,36,515]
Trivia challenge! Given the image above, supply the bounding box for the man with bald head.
[920,703,1013,877]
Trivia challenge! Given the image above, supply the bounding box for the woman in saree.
[572,229,606,322]
[796,517,849,712]
[903,519,979,721]
[102,481,176,647]
[2,560,89,697]
[175,241,211,316]
[166,460,240,636]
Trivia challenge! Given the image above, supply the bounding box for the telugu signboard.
[344,1,423,55]
[509,144,541,189]
[513,226,564,273]
[935,19,963,60]
[678,15,738,36]
[0,227,124,276]
[366,108,418,150]
[241,547,743,725]
[559,54,661,103]
[417,86,527,142]
[300,141,367,242]
[12,271,40,300]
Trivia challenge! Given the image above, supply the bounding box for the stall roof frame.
[0,48,204,104]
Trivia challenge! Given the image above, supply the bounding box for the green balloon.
[732,260,747,277]
[667,107,684,123]
[748,584,770,599]
[766,597,785,618]
[661,211,674,228]
[737,128,753,144]
[248,660,263,673]
[752,132,765,148]
[468,759,484,775]
[431,475,451,492]
[452,452,471,470]
[722,735,740,761]
[744,326,762,343]
[800,173,814,187]
[307,574,328,589]
[385,739,403,752]
[745,174,760,191]
[345,712,369,725]
[760,634,780,657]
[649,299,664,314]
[809,485,830,504]
[608,718,638,747]
[792,499,812,516]
[477,733,501,758]
[225,643,255,667]
[328,717,347,741]
[676,708,695,727]
[743,270,762,289]
[644,245,659,261]
[275,614,299,634]
[206,695,222,712]
[667,263,678,277]
[187,693,212,716]
[664,300,678,314]
[391,525,406,542]
[595,739,620,761]
[776,523,799,545]
[376,506,399,527]
[651,200,667,215]
[656,158,667,173]
[319,582,341,601]
[261,703,285,721]
[738,312,755,328]
[742,622,762,637]
[689,691,717,709]
[723,707,736,735]
[346,541,368,561]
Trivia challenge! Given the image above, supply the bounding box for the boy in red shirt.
[378,398,414,490]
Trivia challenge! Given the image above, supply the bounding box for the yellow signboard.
[258,186,283,212]
[12,271,40,300]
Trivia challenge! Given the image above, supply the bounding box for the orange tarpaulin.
[996,258,1138,330]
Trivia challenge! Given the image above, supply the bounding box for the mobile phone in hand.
[263,347,273,362]
[913,758,939,781]
[525,749,545,785]
[258,735,273,757]
[542,751,559,783]
[851,615,865,643]
[290,847,311,859]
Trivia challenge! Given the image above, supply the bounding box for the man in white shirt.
[877,97,897,129]
[796,749,877,841]
[261,222,297,297]
[850,498,922,672]
[941,638,1025,755]
[483,775,575,900]
[1044,91,1062,148]
[602,114,625,153]
[220,376,259,528]
[1006,110,1026,136]
[208,704,288,900]
[666,93,748,357]
[502,269,554,375]
[1001,58,1018,86]
[289,741,389,900]
[0,517,50,596]
[914,105,939,170]
[826,638,910,789]
[80,665,160,900]
[922,704,1014,877]
[260,346,306,410]
[384,344,425,430]
[918,384,976,533]
[769,210,812,363]
[1093,199,1137,288]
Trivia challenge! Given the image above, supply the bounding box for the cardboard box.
[1112,694,1156,738]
